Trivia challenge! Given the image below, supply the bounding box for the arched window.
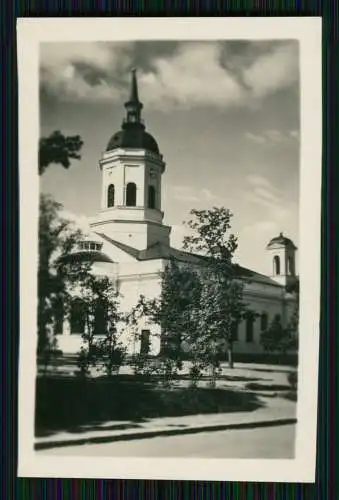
[94,302,107,336]
[140,329,151,355]
[274,314,281,324]
[70,299,86,334]
[148,185,156,209]
[287,256,294,275]
[260,312,268,332]
[231,322,239,341]
[273,255,281,275]
[107,184,115,208]
[54,297,64,335]
[126,182,137,207]
[246,315,255,343]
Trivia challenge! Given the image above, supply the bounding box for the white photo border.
[17,17,322,483]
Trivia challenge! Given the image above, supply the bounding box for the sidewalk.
[35,396,297,451]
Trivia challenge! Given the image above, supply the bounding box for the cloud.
[289,129,299,139]
[242,42,299,99]
[40,40,299,110]
[138,42,244,111]
[172,185,200,203]
[244,175,290,220]
[171,185,222,205]
[40,42,134,101]
[60,209,91,234]
[170,224,186,249]
[245,128,300,145]
[245,132,266,144]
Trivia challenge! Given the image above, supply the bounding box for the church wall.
[98,238,138,263]
[234,292,285,354]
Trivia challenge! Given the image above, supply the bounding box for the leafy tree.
[60,267,125,378]
[37,129,83,359]
[260,278,299,356]
[183,207,250,380]
[125,295,157,377]
[37,194,83,358]
[39,130,83,175]
[156,259,201,357]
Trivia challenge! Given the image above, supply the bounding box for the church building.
[56,69,298,359]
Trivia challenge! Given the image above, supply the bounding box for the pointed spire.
[123,68,144,127]
[129,68,139,103]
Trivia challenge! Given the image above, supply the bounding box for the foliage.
[183,207,238,262]
[260,316,295,354]
[125,295,157,377]
[61,269,126,378]
[287,370,298,390]
[156,260,201,357]
[183,207,251,382]
[260,278,299,355]
[37,194,83,356]
[39,130,83,175]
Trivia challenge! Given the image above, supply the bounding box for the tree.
[156,259,201,357]
[183,207,250,378]
[39,130,83,175]
[125,295,156,377]
[37,129,84,356]
[261,281,299,355]
[60,266,126,378]
[37,194,83,358]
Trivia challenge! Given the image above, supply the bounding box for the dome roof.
[105,69,160,155]
[106,127,159,154]
[57,250,114,266]
[267,232,297,249]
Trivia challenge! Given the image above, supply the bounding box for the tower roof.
[106,69,159,155]
[127,68,140,103]
[267,232,297,250]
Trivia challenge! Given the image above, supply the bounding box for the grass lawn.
[35,374,267,438]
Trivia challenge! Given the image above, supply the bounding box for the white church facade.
[55,70,298,359]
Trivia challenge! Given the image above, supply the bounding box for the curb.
[35,417,297,451]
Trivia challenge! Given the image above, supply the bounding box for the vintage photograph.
[18,18,322,482]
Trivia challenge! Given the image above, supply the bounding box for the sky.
[39,40,300,275]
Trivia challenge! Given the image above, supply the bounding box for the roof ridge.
[95,232,140,259]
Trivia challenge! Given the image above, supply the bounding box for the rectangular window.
[140,329,151,355]
[261,313,268,332]
[246,317,254,343]
[70,300,86,334]
[231,323,239,341]
[54,299,64,335]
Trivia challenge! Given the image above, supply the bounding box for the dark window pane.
[148,185,156,209]
[231,322,238,341]
[274,314,281,323]
[246,317,254,343]
[93,302,107,336]
[54,299,64,335]
[70,299,86,334]
[261,313,268,331]
[140,329,150,355]
[126,182,137,207]
[107,184,115,208]
[274,255,280,275]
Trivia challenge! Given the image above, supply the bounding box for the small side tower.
[266,232,298,288]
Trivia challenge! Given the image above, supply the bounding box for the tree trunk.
[227,342,234,369]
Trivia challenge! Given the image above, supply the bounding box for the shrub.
[287,370,298,390]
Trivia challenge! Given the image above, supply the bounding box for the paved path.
[36,396,296,451]
[44,423,296,459]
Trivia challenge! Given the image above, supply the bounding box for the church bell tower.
[90,69,171,250]
[266,232,298,288]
